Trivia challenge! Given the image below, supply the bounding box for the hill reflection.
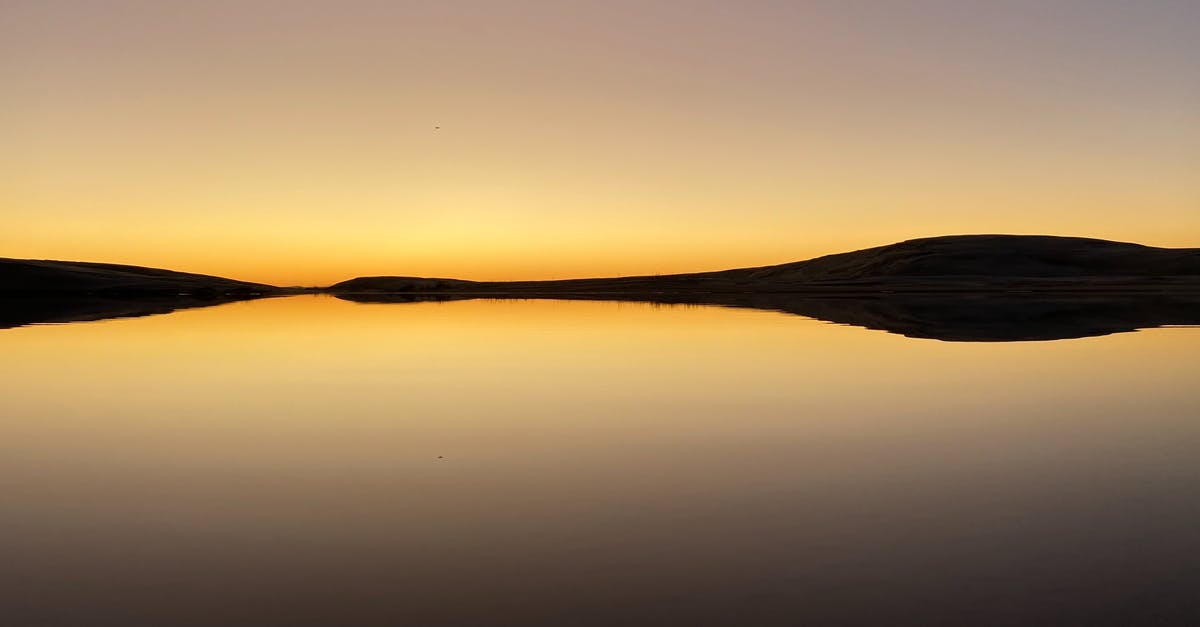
[3,292,1197,341]
[0,295,264,330]
[335,292,1200,342]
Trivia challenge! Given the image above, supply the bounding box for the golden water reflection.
[2,296,1198,625]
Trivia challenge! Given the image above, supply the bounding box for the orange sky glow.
[4,1,1198,285]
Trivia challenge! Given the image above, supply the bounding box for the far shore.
[10,233,1198,339]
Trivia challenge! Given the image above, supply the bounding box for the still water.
[2,296,1198,625]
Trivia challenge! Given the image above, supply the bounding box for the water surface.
[2,296,1198,625]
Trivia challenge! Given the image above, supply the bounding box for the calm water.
[2,296,1198,626]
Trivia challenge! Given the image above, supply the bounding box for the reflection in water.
[0,294,267,329]
[7,290,1200,341]
[337,292,1200,341]
[1,296,1198,626]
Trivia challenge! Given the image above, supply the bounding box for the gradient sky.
[4,0,1198,285]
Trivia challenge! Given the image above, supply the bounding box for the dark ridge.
[744,234,1200,281]
[329,235,1200,295]
[331,276,478,293]
[0,258,278,296]
[6,235,1199,334]
[0,257,284,328]
[328,234,1200,342]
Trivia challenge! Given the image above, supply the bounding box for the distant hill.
[331,234,1200,294]
[0,258,281,327]
[0,258,277,296]
[5,237,1198,333]
[743,234,1200,281]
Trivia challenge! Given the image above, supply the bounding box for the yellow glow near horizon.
[3,1,1198,285]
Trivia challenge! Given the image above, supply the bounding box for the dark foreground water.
[2,296,1197,626]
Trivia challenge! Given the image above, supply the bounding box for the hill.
[0,258,277,296]
[331,234,1200,295]
[0,258,282,328]
[744,234,1200,281]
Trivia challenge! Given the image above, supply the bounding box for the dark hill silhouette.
[0,258,277,296]
[331,235,1200,295]
[5,235,1199,334]
[0,258,282,328]
[329,234,1200,341]
[744,234,1200,281]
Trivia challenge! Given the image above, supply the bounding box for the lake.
[2,295,1198,625]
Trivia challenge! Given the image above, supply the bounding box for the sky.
[3,0,1198,285]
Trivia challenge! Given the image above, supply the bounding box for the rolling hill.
[331,234,1200,294]
[0,258,277,296]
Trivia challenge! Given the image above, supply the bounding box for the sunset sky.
[4,0,1198,285]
